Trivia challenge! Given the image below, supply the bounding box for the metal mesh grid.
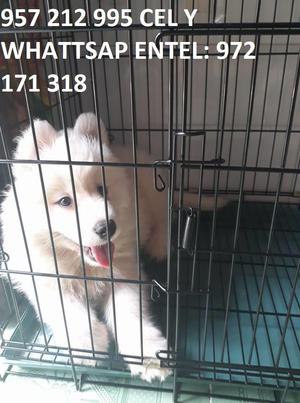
[1,1,300,402]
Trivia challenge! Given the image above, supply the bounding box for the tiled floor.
[1,370,300,403]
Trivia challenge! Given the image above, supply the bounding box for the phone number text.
[1,74,87,93]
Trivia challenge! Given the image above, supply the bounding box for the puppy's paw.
[130,359,172,382]
[129,335,172,382]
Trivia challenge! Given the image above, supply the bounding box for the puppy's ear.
[14,120,57,160]
[74,113,108,144]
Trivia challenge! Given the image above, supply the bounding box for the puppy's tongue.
[91,243,114,268]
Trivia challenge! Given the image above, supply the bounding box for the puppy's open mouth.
[85,243,115,268]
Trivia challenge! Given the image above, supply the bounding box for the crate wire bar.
[1,0,300,402]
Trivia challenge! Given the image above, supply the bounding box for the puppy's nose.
[94,220,116,240]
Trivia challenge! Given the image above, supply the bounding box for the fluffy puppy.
[1,113,225,381]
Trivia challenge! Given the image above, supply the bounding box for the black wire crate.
[155,202,300,382]
[1,1,300,402]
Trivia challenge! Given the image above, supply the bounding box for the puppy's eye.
[97,185,107,197]
[57,196,72,207]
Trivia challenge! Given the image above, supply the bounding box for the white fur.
[1,113,226,381]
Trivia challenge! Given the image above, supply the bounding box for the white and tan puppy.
[1,113,225,381]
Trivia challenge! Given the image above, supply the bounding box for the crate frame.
[1,1,300,402]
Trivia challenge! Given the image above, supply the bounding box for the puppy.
[1,113,225,381]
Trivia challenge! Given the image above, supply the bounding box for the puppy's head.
[12,113,132,269]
